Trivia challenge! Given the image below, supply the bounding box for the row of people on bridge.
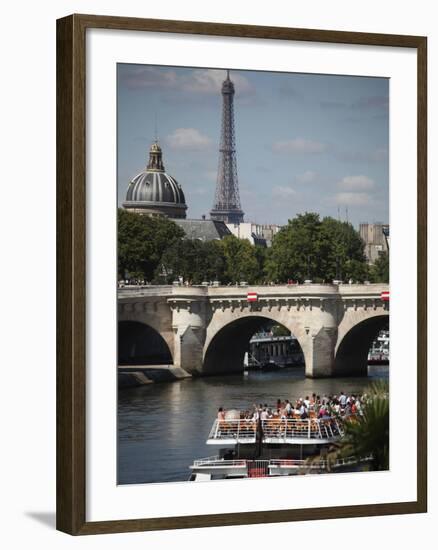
[217,392,365,423]
[118,279,360,288]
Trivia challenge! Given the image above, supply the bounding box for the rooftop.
[172,218,232,241]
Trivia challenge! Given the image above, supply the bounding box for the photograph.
[1,0,432,545]
[116,64,390,485]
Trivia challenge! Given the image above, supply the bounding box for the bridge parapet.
[117,283,388,299]
[338,283,389,297]
[206,284,341,298]
[118,285,175,300]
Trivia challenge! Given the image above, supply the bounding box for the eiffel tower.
[210,70,244,224]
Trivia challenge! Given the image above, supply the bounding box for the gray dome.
[125,171,186,205]
[123,141,187,219]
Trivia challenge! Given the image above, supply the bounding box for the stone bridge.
[118,284,389,378]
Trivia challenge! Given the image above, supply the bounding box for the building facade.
[226,222,282,247]
[359,222,389,263]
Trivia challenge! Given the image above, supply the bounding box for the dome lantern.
[147,141,165,172]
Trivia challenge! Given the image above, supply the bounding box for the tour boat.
[367,330,390,365]
[189,412,368,481]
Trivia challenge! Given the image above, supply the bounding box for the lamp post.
[336,255,342,282]
[306,255,312,282]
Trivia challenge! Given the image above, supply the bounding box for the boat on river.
[189,412,368,481]
[368,330,389,365]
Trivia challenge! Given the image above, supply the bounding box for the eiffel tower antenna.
[210,69,244,224]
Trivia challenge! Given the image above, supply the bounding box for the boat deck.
[190,455,367,477]
[207,417,347,445]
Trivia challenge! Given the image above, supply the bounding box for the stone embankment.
[118,365,191,388]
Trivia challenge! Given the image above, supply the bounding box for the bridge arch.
[118,320,173,365]
[203,314,308,375]
[334,315,389,376]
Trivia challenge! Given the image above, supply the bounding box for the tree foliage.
[118,209,388,285]
[266,213,368,283]
[339,393,389,471]
[219,235,262,284]
[117,209,184,280]
[155,235,263,285]
[155,239,225,284]
[369,252,389,283]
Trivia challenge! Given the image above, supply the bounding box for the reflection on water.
[117,365,388,484]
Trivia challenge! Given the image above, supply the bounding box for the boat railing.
[209,418,258,441]
[208,416,351,443]
[192,456,247,468]
[191,454,372,471]
[269,456,370,469]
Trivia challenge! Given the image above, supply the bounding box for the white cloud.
[119,66,254,96]
[295,170,318,184]
[337,175,375,191]
[166,128,212,151]
[335,192,372,206]
[119,66,178,90]
[272,138,327,154]
[272,185,296,199]
[186,69,254,96]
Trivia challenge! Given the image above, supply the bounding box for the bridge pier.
[305,326,337,378]
[169,292,209,375]
[173,325,205,374]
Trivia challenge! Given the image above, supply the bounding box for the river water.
[117,365,388,485]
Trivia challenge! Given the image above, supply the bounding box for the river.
[117,365,388,484]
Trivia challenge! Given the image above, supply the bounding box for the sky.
[117,64,389,228]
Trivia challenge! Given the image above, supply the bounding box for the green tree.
[201,240,227,282]
[319,217,368,281]
[155,239,226,284]
[117,209,184,280]
[265,212,322,282]
[219,235,262,284]
[369,252,389,283]
[254,245,268,284]
[266,213,368,283]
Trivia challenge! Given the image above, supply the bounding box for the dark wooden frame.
[57,13,427,535]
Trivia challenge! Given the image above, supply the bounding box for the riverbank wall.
[118,365,191,388]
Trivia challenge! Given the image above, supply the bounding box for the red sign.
[381,291,390,301]
[247,292,258,302]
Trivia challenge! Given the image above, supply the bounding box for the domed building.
[123,141,187,219]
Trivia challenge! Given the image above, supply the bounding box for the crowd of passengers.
[217,391,364,422]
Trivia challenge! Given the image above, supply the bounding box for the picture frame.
[56,13,427,535]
